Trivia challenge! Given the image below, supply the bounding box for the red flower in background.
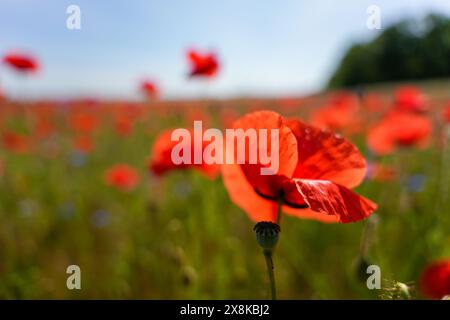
[222,111,377,223]
[394,86,427,113]
[141,80,159,99]
[149,129,220,179]
[187,49,219,78]
[310,92,362,133]
[3,52,39,73]
[2,132,29,153]
[33,117,55,139]
[367,111,432,155]
[69,112,99,134]
[72,135,94,154]
[420,259,450,299]
[105,164,139,192]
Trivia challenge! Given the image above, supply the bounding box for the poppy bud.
[253,221,281,250]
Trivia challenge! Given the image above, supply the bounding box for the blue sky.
[1,0,450,100]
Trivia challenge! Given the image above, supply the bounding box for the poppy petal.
[285,119,367,189]
[228,111,298,198]
[221,162,278,222]
[283,206,340,223]
[293,179,377,223]
[279,179,339,223]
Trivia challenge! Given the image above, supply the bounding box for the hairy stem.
[263,249,277,300]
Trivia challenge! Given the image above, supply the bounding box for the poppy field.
[0,70,449,299]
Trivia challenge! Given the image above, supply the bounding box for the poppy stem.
[263,249,277,300]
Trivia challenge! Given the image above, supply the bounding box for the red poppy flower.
[141,80,159,99]
[367,111,432,155]
[221,110,376,223]
[420,259,450,299]
[2,132,29,153]
[310,106,362,133]
[69,112,99,134]
[33,117,55,139]
[187,49,219,78]
[72,135,94,154]
[105,164,139,192]
[394,86,427,113]
[310,92,362,133]
[149,129,220,179]
[3,52,39,73]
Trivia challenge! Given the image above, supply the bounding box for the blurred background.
[1,0,450,100]
[0,1,449,299]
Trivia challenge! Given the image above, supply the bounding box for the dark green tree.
[328,14,450,88]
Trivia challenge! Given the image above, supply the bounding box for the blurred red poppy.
[33,117,55,139]
[310,92,362,133]
[141,80,159,99]
[187,49,219,78]
[367,111,432,155]
[149,129,220,179]
[105,164,139,192]
[73,135,94,154]
[69,112,99,134]
[222,110,376,223]
[420,259,450,299]
[3,52,39,73]
[394,86,427,113]
[2,132,29,153]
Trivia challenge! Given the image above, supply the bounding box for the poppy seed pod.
[254,221,281,250]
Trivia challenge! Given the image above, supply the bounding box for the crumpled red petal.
[293,179,377,223]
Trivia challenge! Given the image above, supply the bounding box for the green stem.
[359,215,376,257]
[263,199,282,300]
[263,249,277,300]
